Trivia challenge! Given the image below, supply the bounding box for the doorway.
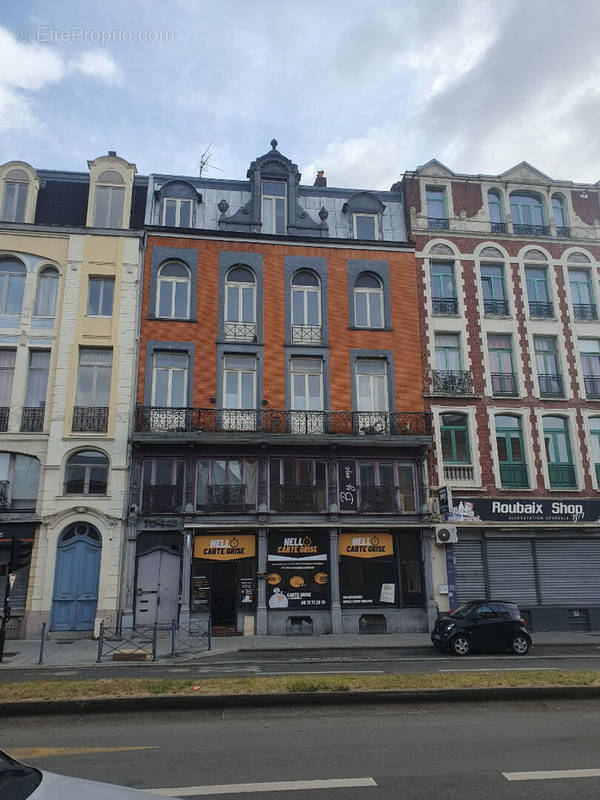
[51,523,102,631]
[135,549,181,625]
[211,563,237,627]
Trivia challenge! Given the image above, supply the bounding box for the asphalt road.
[1,645,600,682]
[3,699,600,798]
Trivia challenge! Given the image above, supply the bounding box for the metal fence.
[95,616,211,662]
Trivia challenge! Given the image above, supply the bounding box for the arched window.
[64,450,109,495]
[495,415,527,488]
[0,257,25,316]
[1,169,29,223]
[225,266,256,340]
[552,194,569,236]
[542,416,576,488]
[34,266,59,318]
[156,262,191,319]
[93,169,125,228]
[291,270,321,343]
[487,190,505,231]
[509,192,546,234]
[354,273,384,328]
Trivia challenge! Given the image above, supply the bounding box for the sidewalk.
[2,630,599,669]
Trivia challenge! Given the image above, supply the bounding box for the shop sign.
[437,486,452,516]
[194,534,256,560]
[267,533,328,562]
[338,460,357,510]
[339,533,394,558]
[445,498,600,524]
[267,532,329,609]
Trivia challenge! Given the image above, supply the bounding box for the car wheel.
[450,635,471,656]
[511,634,530,655]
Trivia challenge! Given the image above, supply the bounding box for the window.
[353,213,378,239]
[197,458,258,511]
[569,268,597,321]
[354,273,384,329]
[34,267,59,318]
[534,336,563,397]
[1,173,28,222]
[487,190,505,231]
[290,357,323,433]
[0,350,16,410]
[481,264,508,315]
[261,180,286,234]
[22,350,50,432]
[0,452,40,510]
[433,333,471,393]
[340,535,397,607]
[142,458,185,512]
[291,270,321,342]
[156,262,191,319]
[430,262,457,314]
[151,351,188,407]
[579,339,600,399]
[0,258,25,316]
[357,462,410,513]
[223,354,256,430]
[269,458,327,512]
[589,418,600,486]
[224,266,256,340]
[495,415,528,488]
[87,277,114,317]
[93,170,125,228]
[525,266,553,317]
[440,413,471,464]
[552,194,569,236]
[488,334,517,396]
[76,348,112,407]
[543,416,576,488]
[162,197,192,227]
[510,193,547,234]
[64,450,109,494]
[426,188,448,229]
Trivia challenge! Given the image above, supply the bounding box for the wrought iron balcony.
[291,324,322,344]
[224,321,257,341]
[0,408,8,432]
[548,464,576,488]
[270,484,323,513]
[513,223,550,236]
[206,484,246,512]
[529,300,554,318]
[72,406,109,432]
[573,303,598,321]
[500,464,528,489]
[142,484,184,513]
[135,406,432,437]
[584,375,600,399]
[484,298,509,316]
[21,407,45,432]
[443,464,474,483]
[359,485,399,513]
[539,374,564,397]
[491,372,518,396]
[490,222,508,234]
[427,217,450,230]
[556,226,570,238]
[431,370,473,394]
[432,297,458,315]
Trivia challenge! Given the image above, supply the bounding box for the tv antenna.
[197,143,225,177]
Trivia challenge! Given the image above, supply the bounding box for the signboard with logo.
[437,486,452,516]
[267,532,329,609]
[194,534,256,560]
[339,533,394,558]
[445,498,600,524]
[338,460,357,511]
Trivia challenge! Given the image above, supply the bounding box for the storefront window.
[192,534,256,623]
[267,532,329,609]
[397,532,423,606]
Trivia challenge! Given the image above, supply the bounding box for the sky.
[1,0,599,190]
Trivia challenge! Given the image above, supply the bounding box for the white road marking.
[503,768,600,781]
[146,777,377,796]
[439,667,559,673]
[259,670,384,675]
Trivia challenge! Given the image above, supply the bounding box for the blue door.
[51,523,102,631]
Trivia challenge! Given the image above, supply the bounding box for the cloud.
[69,51,123,85]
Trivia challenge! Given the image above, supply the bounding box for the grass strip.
[1,670,599,702]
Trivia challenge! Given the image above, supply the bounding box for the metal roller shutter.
[454,539,485,603]
[486,540,538,605]
[536,539,600,605]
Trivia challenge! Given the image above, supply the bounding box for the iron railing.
[291,324,322,344]
[443,464,474,482]
[0,480,9,510]
[0,408,8,432]
[359,485,399,513]
[513,223,550,236]
[141,484,184,513]
[491,372,518,396]
[556,226,570,238]
[206,484,246,512]
[427,217,450,230]
[72,406,109,432]
[573,303,598,321]
[490,222,508,234]
[529,301,554,318]
[431,370,473,394]
[548,464,577,488]
[584,375,600,398]
[484,298,509,316]
[432,297,458,315]
[539,374,564,397]
[224,321,257,341]
[21,407,45,432]
[270,484,323,512]
[135,406,432,436]
[500,464,529,488]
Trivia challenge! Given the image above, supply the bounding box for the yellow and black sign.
[339,533,394,558]
[194,534,256,561]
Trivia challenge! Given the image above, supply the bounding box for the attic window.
[353,213,379,240]
[261,180,286,234]
[1,170,29,223]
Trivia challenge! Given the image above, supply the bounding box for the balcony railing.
[573,303,598,321]
[513,223,550,237]
[224,321,257,341]
[72,406,109,432]
[548,464,576,489]
[21,407,45,432]
[0,408,8,432]
[291,324,322,344]
[142,485,184,513]
[427,217,449,230]
[135,406,432,436]
[556,226,570,238]
[484,298,509,316]
[539,374,564,397]
[490,222,508,234]
[443,465,474,483]
[432,297,458,315]
[491,372,518,396]
[500,463,529,488]
[431,370,473,394]
[584,375,600,398]
[270,484,323,513]
[206,484,246,512]
[529,301,554,318]
[359,485,400,513]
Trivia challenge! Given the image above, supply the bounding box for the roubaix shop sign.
[446,498,600,524]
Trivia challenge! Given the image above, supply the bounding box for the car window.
[489,602,511,619]
[475,604,497,619]
[0,750,42,800]
[450,601,479,619]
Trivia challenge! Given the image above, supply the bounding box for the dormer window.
[552,194,569,237]
[93,170,125,228]
[353,213,379,240]
[1,170,29,222]
[163,197,192,228]
[261,180,286,234]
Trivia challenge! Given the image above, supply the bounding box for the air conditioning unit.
[435,525,458,545]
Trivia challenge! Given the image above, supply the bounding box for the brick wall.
[570,190,600,226]
[451,181,483,219]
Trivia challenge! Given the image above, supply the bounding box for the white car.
[0,749,170,799]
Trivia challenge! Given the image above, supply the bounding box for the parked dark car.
[431,600,532,656]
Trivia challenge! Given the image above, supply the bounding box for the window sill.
[58,494,111,499]
[86,315,114,319]
[348,325,393,331]
[146,316,197,323]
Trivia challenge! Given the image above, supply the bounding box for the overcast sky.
[1,0,599,189]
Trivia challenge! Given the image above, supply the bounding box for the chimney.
[313,170,327,187]
[108,150,117,157]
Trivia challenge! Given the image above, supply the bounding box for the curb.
[2,685,600,717]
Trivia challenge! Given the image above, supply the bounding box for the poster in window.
[267,532,329,609]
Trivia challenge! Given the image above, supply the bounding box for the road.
[3,699,600,798]
[1,645,600,682]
